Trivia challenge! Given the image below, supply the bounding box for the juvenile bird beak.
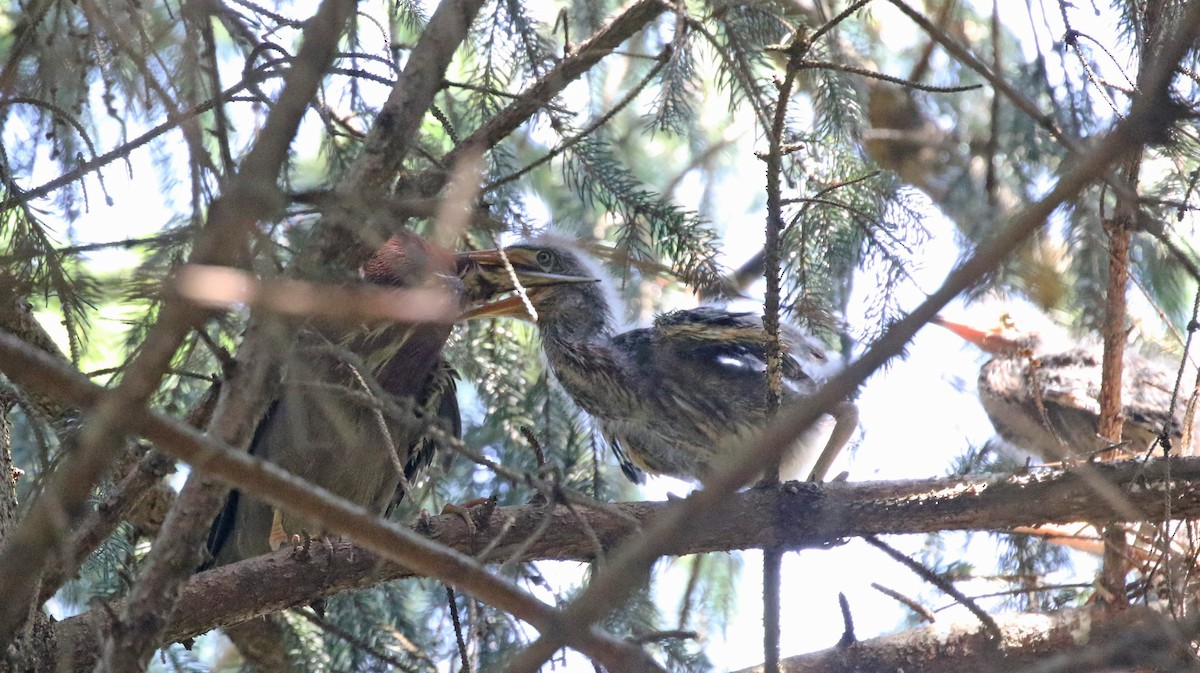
[457,249,597,292]
[455,248,597,321]
[460,294,538,320]
[931,316,1020,355]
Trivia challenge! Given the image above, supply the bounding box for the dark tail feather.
[198,489,239,571]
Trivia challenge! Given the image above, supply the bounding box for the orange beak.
[460,293,541,320]
[457,247,596,321]
[931,316,1020,355]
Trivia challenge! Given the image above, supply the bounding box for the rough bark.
[42,456,1200,670]
[730,606,1193,673]
[0,394,15,545]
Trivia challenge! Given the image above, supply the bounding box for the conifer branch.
[0,331,661,673]
[42,455,1200,670]
[492,17,1199,666]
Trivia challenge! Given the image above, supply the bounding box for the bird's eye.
[535,249,554,269]
[809,348,826,361]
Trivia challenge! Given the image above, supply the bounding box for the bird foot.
[290,531,312,561]
[441,496,495,535]
[416,509,437,537]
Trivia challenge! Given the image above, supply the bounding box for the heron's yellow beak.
[456,248,596,321]
[460,293,541,320]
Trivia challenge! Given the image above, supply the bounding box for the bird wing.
[1032,350,1102,416]
[1123,352,1189,440]
[1034,349,1184,436]
[389,358,461,514]
[652,308,808,381]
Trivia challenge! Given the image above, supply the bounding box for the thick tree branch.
[729,606,1192,673]
[495,8,1200,667]
[338,0,486,195]
[0,0,362,651]
[92,3,362,669]
[1,110,250,652]
[446,0,668,165]
[319,0,487,266]
[38,449,176,604]
[43,455,1200,670]
[0,297,75,423]
[0,332,661,673]
[39,384,218,605]
[315,0,669,272]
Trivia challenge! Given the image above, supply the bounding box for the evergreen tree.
[0,0,1198,671]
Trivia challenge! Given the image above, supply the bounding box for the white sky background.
[14,0,1177,669]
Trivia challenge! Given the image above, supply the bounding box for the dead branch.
[94,2,360,670]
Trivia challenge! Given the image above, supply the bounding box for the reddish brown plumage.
[204,231,464,567]
[361,230,457,289]
[353,231,462,399]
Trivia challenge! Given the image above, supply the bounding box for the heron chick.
[933,311,1197,459]
[463,239,859,484]
[203,231,592,567]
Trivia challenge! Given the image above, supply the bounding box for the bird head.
[363,231,460,291]
[458,242,610,333]
[932,312,1043,358]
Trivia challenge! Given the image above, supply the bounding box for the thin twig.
[759,31,801,673]
[447,586,472,673]
[293,607,421,672]
[864,535,1000,640]
[871,582,936,623]
[800,60,982,92]
[0,74,271,213]
[836,593,856,647]
[485,47,671,192]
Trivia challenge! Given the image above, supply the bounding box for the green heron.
[204,231,588,566]
[933,312,1196,459]
[462,239,860,484]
